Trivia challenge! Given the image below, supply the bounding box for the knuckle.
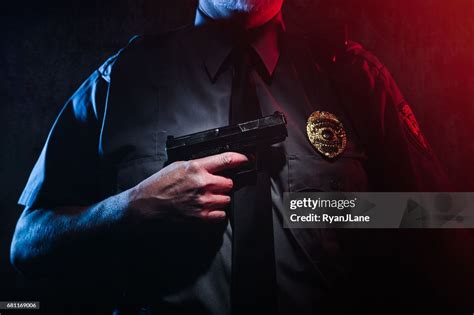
[198,210,211,220]
[196,195,207,206]
[185,160,201,173]
[194,174,209,189]
[220,153,233,167]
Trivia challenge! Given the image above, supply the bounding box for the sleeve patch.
[398,102,430,151]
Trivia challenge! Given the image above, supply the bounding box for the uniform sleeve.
[370,61,472,310]
[334,42,452,192]
[18,56,117,208]
[369,66,452,192]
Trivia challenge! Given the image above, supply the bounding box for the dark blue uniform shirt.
[18,9,449,315]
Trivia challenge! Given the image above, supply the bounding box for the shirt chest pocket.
[112,131,169,193]
[287,155,369,192]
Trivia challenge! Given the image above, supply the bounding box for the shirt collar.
[194,8,285,82]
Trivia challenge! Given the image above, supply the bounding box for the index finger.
[193,152,249,174]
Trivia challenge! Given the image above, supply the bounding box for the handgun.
[165,111,287,170]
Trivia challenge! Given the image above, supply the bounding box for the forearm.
[10,153,242,278]
[11,189,135,277]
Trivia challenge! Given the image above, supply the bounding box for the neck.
[197,1,283,30]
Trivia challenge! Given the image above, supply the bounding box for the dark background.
[1,0,473,311]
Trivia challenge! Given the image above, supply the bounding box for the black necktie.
[229,44,278,315]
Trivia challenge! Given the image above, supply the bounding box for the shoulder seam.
[97,35,142,82]
[344,41,386,73]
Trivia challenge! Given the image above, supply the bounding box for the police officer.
[11,0,450,314]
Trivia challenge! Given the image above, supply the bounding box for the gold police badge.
[306,111,347,158]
